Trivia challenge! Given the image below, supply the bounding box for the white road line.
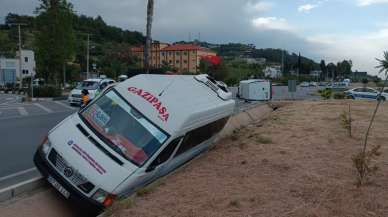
[17,107,28,116]
[0,168,37,182]
[54,101,76,110]
[34,103,53,113]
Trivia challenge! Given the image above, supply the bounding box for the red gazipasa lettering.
[128,87,169,122]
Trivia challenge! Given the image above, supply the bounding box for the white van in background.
[238,79,272,101]
[68,78,115,106]
[34,74,235,212]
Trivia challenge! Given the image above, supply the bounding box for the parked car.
[309,82,318,87]
[300,82,310,87]
[34,74,235,213]
[118,75,128,82]
[344,87,385,101]
[68,78,115,106]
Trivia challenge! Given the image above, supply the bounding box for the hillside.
[175,41,320,75]
[0,13,145,79]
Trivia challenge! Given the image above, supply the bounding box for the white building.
[244,57,266,65]
[0,58,18,86]
[0,50,36,85]
[16,50,36,79]
[264,65,282,78]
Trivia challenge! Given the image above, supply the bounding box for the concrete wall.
[216,103,273,141]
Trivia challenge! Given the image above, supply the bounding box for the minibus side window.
[175,118,228,156]
[147,137,182,171]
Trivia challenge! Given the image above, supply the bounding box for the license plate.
[47,176,70,198]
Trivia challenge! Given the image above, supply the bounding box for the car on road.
[344,87,385,101]
[34,74,235,212]
[68,78,115,106]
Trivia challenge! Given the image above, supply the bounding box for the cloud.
[298,4,318,13]
[245,1,274,13]
[307,28,388,75]
[251,17,295,31]
[358,0,388,6]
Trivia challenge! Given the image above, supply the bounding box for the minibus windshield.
[80,90,169,166]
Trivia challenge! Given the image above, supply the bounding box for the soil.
[109,100,388,217]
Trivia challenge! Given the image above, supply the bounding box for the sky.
[1,0,388,75]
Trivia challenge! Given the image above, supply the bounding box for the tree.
[336,60,352,79]
[320,60,327,81]
[35,0,75,86]
[327,63,337,80]
[354,51,388,185]
[144,0,154,73]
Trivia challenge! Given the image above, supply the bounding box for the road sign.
[288,80,297,92]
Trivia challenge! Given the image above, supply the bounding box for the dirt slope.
[110,100,388,217]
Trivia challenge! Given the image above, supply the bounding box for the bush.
[318,88,332,100]
[28,86,62,98]
[333,92,346,99]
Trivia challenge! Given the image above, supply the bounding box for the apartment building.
[131,43,217,73]
[130,42,170,69]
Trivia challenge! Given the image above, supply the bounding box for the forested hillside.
[0,13,144,80]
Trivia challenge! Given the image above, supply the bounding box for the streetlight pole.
[86,34,90,79]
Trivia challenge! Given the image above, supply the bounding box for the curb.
[0,176,45,203]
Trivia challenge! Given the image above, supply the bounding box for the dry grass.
[110,100,388,217]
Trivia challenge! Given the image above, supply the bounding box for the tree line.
[0,0,145,86]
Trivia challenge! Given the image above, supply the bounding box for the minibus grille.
[48,149,95,194]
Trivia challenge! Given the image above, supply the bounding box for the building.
[130,42,170,69]
[0,50,36,86]
[0,58,17,86]
[352,71,368,81]
[131,43,217,73]
[244,57,266,65]
[264,65,282,78]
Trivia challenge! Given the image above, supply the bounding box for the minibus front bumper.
[33,149,104,212]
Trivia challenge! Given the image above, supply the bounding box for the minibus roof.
[114,74,235,135]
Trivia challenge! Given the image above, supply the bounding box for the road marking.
[0,168,37,183]
[17,107,28,116]
[34,103,53,113]
[54,101,76,110]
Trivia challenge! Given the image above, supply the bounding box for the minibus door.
[142,137,183,184]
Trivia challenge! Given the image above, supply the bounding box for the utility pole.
[63,63,66,88]
[281,49,284,76]
[9,23,26,89]
[145,0,154,74]
[86,34,90,79]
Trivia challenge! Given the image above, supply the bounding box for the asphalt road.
[0,95,76,187]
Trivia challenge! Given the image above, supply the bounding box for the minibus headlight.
[40,137,51,155]
[92,189,116,207]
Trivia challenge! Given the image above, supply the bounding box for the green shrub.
[333,92,346,99]
[28,86,62,98]
[318,88,332,100]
